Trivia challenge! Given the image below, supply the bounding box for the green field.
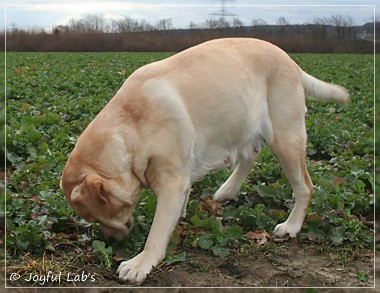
[5,52,374,286]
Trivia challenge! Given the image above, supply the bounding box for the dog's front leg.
[117,173,187,283]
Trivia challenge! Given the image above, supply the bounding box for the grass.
[5,52,374,286]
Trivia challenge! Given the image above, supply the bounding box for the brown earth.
[143,243,374,288]
[3,241,375,290]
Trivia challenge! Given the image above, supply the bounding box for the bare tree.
[140,19,154,32]
[88,14,105,32]
[329,14,344,40]
[251,18,267,26]
[111,17,139,33]
[67,17,83,32]
[52,24,70,34]
[204,18,222,29]
[232,18,244,28]
[329,14,356,41]
[341,15,356,40]
[276,16,290,26]
[189,21,198,30]
[67,14,105,32]
[276,16,290,34]
[155,18,173,31]
[311,17,329,42]
[251,18,268,35]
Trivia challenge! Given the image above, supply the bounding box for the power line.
[209,0,237,28]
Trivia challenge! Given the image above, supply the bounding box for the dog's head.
[60,134,142,241]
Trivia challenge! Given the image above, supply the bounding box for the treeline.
[53,14,173,33]
[3,14,377,53]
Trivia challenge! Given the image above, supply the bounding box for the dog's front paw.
[273,221,300,238]
[117,252,156,283]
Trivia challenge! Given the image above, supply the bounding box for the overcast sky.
[2,1,377,31]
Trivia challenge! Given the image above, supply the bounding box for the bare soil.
[4,241,375,289]
[143,243,374,288]
[134,243,374,288]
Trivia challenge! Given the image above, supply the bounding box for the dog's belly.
[184,93,273,181]
[189,128,265,180]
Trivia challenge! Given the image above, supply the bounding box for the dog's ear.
[71,175,110,215]
[87,175,110,215]
[70,185,82,201]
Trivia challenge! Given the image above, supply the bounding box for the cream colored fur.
[61,38,349,283]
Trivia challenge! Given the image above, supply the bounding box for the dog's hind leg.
[180,186,192,218]
[213,148,261,202]
[269,129,313,238]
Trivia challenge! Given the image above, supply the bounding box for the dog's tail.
[300,70,350,104]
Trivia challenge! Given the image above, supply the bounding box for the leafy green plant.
[184,213,244,258]
[92,240,113,270]
[356,271,369,283]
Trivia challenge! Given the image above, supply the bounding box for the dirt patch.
[5,241,374,289]
[143,242,373,287]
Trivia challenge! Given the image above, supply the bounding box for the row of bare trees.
[47,13,360,37]
[311,15,357,41]
[3,13,376,53]
[52,14,173,34]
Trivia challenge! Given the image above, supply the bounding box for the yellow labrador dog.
[61,38,349,283]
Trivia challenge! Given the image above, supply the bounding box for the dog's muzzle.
[100,218,133,241]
